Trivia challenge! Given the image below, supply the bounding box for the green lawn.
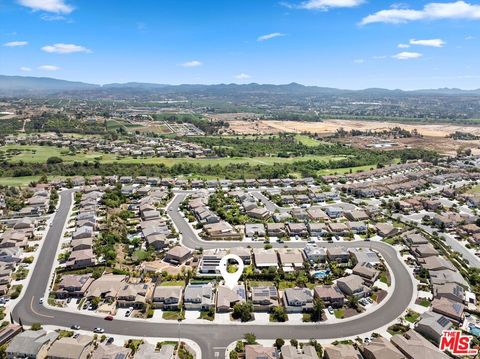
[318,164,376,176]
[405,310,420,323]
[294,134,323,147]
[468,185,480,194]
[198,311,215,321]
[0,176,42,186]
[0,144,349,167]
[334,309,345,319]
[418,298,431,307]
[162,311,184,320]
[160,281,185,286]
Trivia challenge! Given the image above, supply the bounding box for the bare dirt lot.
[227,119,480,137]
[225,118,480,155]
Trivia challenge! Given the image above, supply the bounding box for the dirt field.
[224,118,480,155]
[226,119,480,137]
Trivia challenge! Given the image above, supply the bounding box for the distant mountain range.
[1,74,480,96]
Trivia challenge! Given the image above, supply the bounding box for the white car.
[93,328,105,333]
[39,298,44,304]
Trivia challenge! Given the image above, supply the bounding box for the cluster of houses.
[240,328,451,359]
[3,133,212,158]
[0,324,192,359]
[62,189,102,269]
[187,188,382,241]
[0,217,39,296]
[51,243,384,317]
[403,231,476,325]
[339,166,479,198]
[136,189,175,251]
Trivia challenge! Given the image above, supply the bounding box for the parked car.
[39,298,44,304]
[125,310,131,317]
[328,306,334,315]
[71,325,81,330]
[94,328,105,333]
[104,315,114,321]
[107,337,114,344]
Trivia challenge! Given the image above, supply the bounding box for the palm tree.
[347,295,359,311]
[312,298,325,322]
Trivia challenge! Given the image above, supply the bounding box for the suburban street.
[12,190,414,359]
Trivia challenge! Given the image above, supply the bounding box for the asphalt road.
[12,190,414,359]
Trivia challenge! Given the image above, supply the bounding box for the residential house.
[323,344,361,359]
[183,283,215,310]
[6,330,58,359]
[47,335,93,359]
[304,244,326,263]
[277,248,304,272]
[327,247,350,264]
[286,223,308,237]
[245,223,266,238]
[391,330,450,359]
[90,344,132,359]
[266,223,286,237]
[253,249,279,269]
[216,284,246,312]
[415,311,453,344]
[164,246,192,265]
[282,287,313,313]
[433,283,465,304]
[314,285,345,309]
[55,274,94,299]
[352,264,379,285]
[198,249,228,274]
[337,275,369,298]
[360,336,404,359]
[85,274,126,301]
[251,286,278,311]
[230,247,251,265]
[431,297,465,323]
[245,345,278,359]
[152,285,183,310]
[281,345,319,359]
[117,283,154,310]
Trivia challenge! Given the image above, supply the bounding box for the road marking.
[30,297,54,319]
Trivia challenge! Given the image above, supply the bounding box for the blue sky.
[0,0,479,89]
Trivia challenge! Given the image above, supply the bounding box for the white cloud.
[392,51,423,60]
[180,60,203,68]
[361,1,480,25]
[465,35,475,40]
[235,73,251,80]
[410,38,445,47]
[257,32,285,41]
[398,43,410,48]
[40,14,66,21]
[17,0,74,14]
[353,58,365,63]
[20,66,32,72]
[38,65,61,71]
[294,0,364,10]
[373,55,387,59]
[41,43,91,54]
[3,41,28,47]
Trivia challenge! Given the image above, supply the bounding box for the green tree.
[311,298,325,322]
[233,302,253,322]
[244,333,256,345]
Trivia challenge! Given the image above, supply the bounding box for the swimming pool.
[313,269,331,279]
[469,323,480,336]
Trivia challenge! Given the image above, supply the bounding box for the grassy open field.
[294,134,322,147]
[0,144,349,167]
[467,185,480,194]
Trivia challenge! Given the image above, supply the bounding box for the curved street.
[12,190,414,359]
